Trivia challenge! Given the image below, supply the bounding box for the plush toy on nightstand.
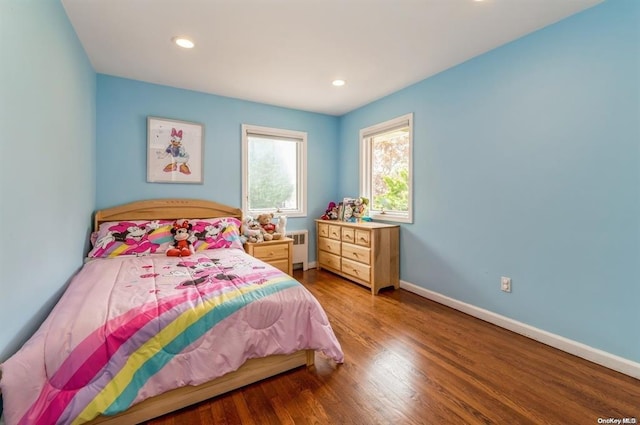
[276,215,287,237]
[241,216,264,244]
[256,213,282,241]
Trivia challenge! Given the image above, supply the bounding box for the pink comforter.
[0,249,343,425]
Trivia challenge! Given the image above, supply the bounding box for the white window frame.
[241,124,307,217]
[360,113,413,224]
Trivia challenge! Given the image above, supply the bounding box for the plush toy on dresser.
[167,219,194,257]
[320,201,339,220]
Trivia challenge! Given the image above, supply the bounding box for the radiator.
[285,230,309,271]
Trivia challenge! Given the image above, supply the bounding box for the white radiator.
[286,230,309,271]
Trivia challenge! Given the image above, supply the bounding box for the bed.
[0,199,344,425]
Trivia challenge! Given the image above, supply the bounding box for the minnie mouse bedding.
[0,248,344,425]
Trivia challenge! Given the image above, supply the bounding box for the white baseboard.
[400,280,640,380]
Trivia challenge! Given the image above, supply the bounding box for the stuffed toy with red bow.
[167,219,194,257]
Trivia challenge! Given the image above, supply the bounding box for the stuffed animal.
[276,215,287,237]
[256,213,281,241]
[241,216,264,244]
[167,219,194,257]
[321,201,339,220]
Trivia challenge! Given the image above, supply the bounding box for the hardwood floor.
[146,269,639,424]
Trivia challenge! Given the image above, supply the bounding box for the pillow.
[189,217,244,251]
[88,219,174,258]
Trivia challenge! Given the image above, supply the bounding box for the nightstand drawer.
[268,258,290,274]
[250,243,289,261]
[318,237,341,255]
[341,243,370,265]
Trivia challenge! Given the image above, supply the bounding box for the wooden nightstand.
[244,237,293,276]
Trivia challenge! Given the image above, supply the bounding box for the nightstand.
[244,237,293,276]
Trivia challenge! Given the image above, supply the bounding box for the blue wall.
[339,0,639,362]
[96,75,340,247]
[0,0,96,360]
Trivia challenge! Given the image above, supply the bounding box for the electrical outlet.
[501,276,512,293]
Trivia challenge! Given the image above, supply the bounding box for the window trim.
[359,113,413,224]
[241,124,307,218]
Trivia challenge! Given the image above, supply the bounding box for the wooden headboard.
[94,199,243,230]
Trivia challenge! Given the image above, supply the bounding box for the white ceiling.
[61,0,603,116]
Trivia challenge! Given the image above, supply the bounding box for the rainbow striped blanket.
[0,249,343,425]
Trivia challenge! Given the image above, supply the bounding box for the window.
[360,113,413,223]
[241,124,307,217]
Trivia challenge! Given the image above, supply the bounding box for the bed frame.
[88,199,314,425]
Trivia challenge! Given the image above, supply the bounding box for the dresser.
[244,237,293,276]
[316,220,399,294]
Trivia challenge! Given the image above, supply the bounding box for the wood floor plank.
[143,269,640,424]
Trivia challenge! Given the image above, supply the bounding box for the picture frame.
[341,197,369,222]
[147,116,204,184]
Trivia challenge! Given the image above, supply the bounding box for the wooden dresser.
[244,237,293,276]
[316,220,399,294]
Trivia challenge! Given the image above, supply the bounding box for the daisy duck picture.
[162,128,191,175]
[147,116,203,184]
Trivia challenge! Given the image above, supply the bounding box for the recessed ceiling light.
[173,37,194,49]
[332,79,346,87]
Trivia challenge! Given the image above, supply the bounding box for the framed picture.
[341,197,369,222]
[147,116,204,184]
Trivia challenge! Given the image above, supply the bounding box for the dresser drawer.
[318,250,341,270]
[251,243,289,261]
[318,222,329,238]
[342,258,371,283]
[318,237,341,256]
[341,243,371,265]
[328,224,341,240]
[355,229,370,247]
[341,227,355,243]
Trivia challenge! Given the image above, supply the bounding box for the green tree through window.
[248,140,294,209]
[360,113,413,223]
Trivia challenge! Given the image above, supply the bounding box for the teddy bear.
[256,213,282,241]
